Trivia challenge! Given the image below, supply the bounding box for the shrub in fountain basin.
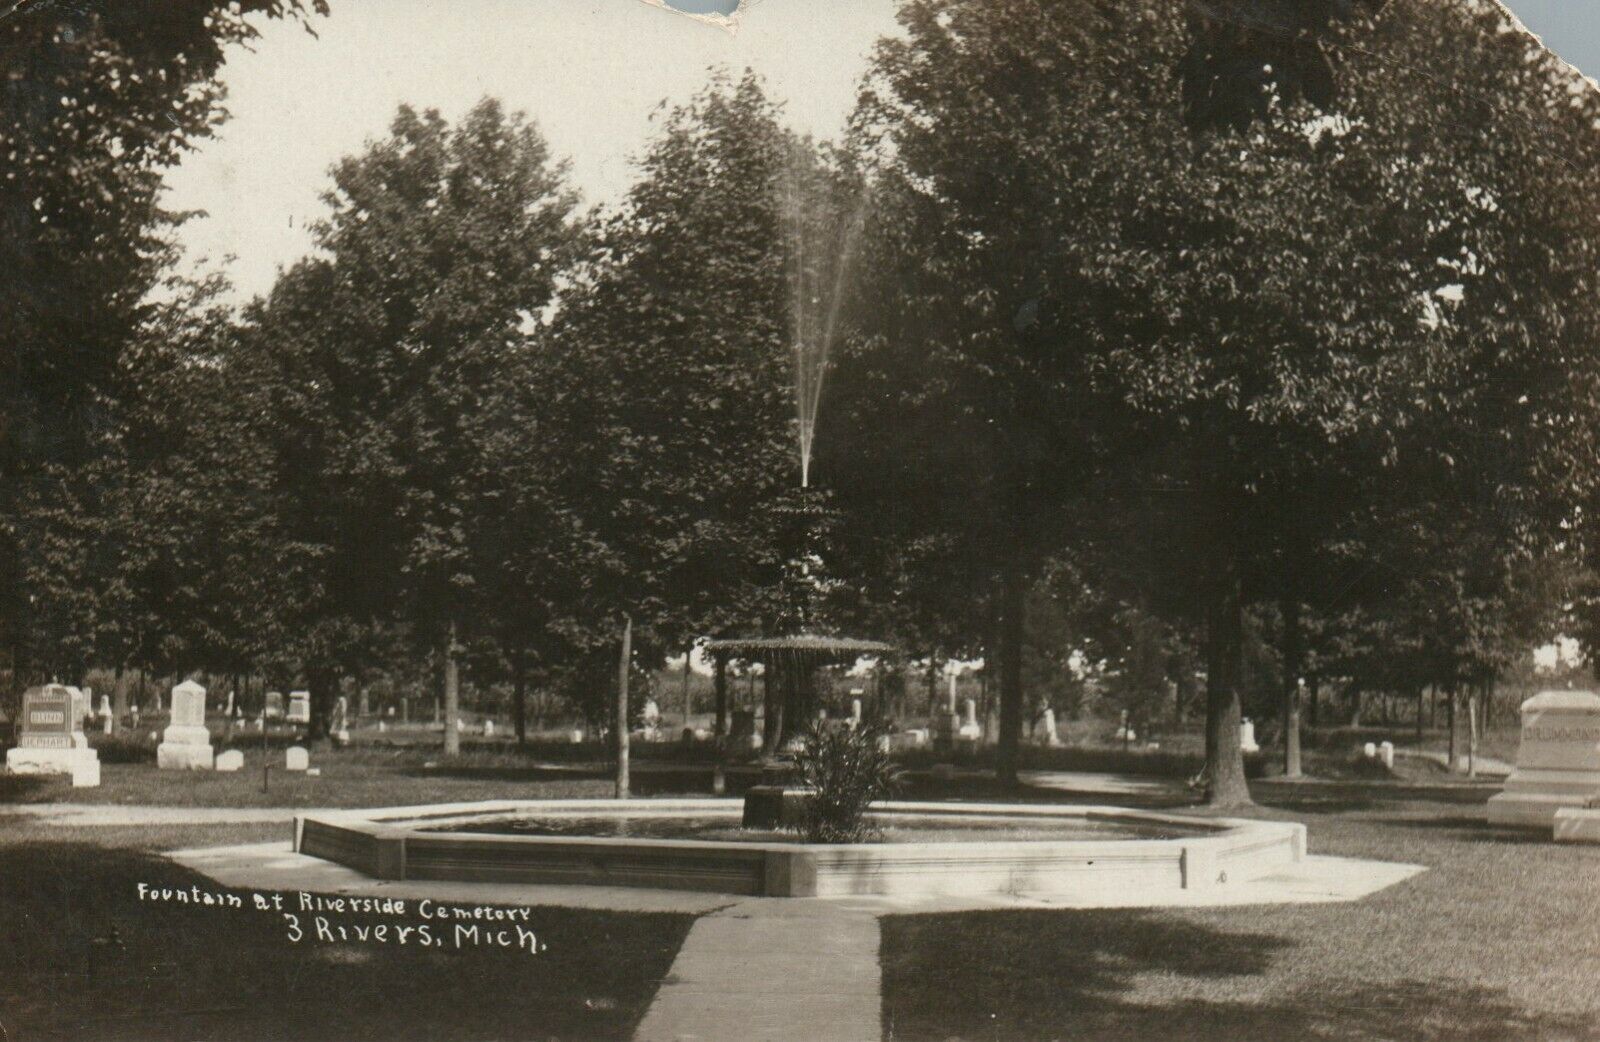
[789,723,901,843]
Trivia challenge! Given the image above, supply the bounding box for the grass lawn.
[5,722,1584,1040]
[0,744,726,808]
[0,818,693,1041]
[880,785,1600,1042]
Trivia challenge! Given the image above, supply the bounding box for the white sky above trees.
[163,0,1593,305]
[163,0,900,302]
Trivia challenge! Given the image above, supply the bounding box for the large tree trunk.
[680,644,693,734]
[511,645,528,746]
[713,652,729,736]
[762,664,790,754]
[1204,557,1252,808]
[443,620,461,757]
[616,617,631,798]
[1280,598,1303,779]
[1445,679,1458,773]
[304,662,337,748]
[112,663,127,733]
[1467,684,1479,778]
[995,560,1026,787]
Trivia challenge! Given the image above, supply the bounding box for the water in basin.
[425,813,1203,843]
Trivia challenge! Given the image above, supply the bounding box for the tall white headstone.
[1040,707,1060,746]
[1240,718,1260,753]
[157,680,214,770]
[958,697,982,740]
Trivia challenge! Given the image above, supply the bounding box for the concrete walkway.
[6,802,322,826]
[632,900,881,1042]
[165,838,1424,1042]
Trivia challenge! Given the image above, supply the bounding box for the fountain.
[700,152,899,828]
[295,799,1305,897]
[293,149,1312,898]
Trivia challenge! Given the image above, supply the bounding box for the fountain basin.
[296,799,1305,898]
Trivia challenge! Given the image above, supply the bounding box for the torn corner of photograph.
[636,0,751,35]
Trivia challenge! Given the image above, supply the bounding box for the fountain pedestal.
[742,760,814,828]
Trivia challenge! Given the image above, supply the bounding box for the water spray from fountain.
[699,148,891,758]
[782,150,872,490]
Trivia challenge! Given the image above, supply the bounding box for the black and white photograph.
[3,0,1600,1038]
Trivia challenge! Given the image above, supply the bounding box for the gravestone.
[1240,718,1260,753]
[1488,690,1600,827]
[1039,707,1060,746]
[1379,741,1395,769]
[99,694,113,735]
[483,719,495,738]
[850,698,863,727]
[265,691,285,720]
[157,680,214,770]
[958,697,982,742]
[286,691,310,724]
[933,710,960,753]
[330,695,349,746]
[285,746,309,771]
[215,749,244,772]
[5,684,100,786]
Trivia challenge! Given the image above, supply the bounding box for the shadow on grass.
[1254,794,1381,816]
[881,910,1589,1041]
[1253,779,1495,807]
[0,773,52,803]
[1040,980,1595,1042]
[0,840,692,1041]
[397,764,611,783]
[1376,815,1552,845]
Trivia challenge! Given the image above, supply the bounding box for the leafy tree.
[1179,0,1388,131]
[834,0,1183,786]
[838,0,1600,807]
[539,72,805,734]
[1,0,325,692]
[243,98,580,748]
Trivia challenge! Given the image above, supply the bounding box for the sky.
[163,0,901,301]
[162,0,1600,304]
